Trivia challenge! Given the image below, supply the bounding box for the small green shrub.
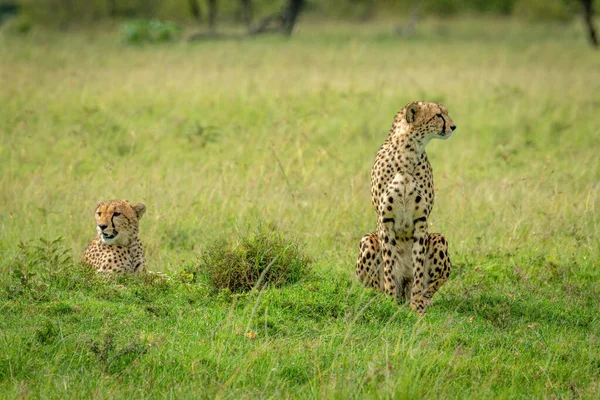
[121,19,182,44]
[87,332,149,375]
[12,237,72,282]
[196,225,311,293]
[35,320,59,345]
[4,237,100,300]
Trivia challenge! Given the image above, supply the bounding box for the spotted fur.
[82,200,147,273]
[355,101,456,313]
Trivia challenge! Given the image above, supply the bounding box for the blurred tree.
[395,3,420,37]
[107,0,116,17]
[241,0,252,28]
[250,0,304,35]
[283,0,302,35]
[208,0,217,30]
[580,0,598,46]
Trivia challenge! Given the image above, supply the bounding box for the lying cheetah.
[356,102,456,313]
[82,200,147,273]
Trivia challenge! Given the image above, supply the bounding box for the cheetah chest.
[93,240,143,273]
[385,173,426,282]
[387,173,423,232]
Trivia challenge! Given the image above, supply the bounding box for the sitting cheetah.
[355,101,456,313]
[82,200,147,273]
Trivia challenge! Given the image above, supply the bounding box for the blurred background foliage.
[2,0,593,29]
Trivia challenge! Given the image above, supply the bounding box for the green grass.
[1,17,599,398]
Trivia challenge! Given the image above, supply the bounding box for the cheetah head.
[94,200,146,246]
[401,101,456,142]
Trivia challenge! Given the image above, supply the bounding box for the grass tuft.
[194,224,311,293]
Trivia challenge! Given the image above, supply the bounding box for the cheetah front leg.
[378,215,401,299]
[130,238,147,273]
[409,216,429,313]
[422,233,451,306]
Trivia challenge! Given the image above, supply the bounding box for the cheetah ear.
[406,102,419,123]
[133,203,146,219]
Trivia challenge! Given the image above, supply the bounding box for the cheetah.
[82,200,147,273]
[355,101,456,313]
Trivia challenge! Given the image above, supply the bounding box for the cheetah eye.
[96,212,101,216]
[113,212,121,217]
[436,113,442,117]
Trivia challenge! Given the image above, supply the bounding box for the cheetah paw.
[409,300,427,314]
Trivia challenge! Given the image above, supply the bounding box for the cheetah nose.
[450,125,456,132]
[98,224,108,230]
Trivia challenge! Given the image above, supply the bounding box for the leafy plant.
[35,320,59,345]
[87,332,148,375]
[11,237,72,290]
[5,237,100,300]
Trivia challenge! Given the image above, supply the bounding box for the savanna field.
[0,17,599,398]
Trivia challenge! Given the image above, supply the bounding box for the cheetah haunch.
[82,200,147,273]
[356,101,456,313]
